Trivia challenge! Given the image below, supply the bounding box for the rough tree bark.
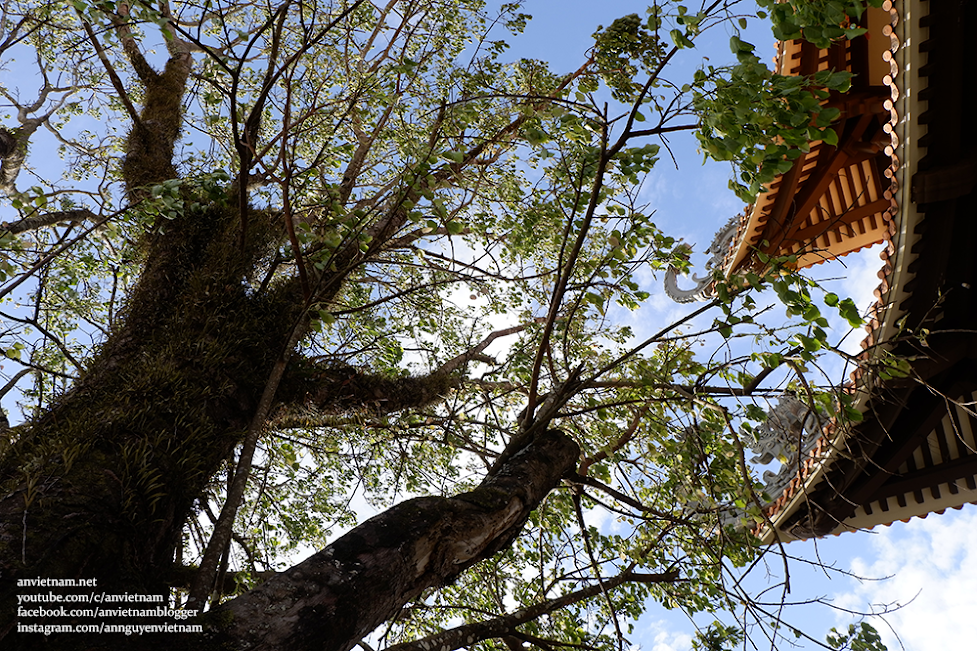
[206,429,579,651]
[0,18,582,651]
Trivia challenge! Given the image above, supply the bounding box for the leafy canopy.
[0,0,886,648]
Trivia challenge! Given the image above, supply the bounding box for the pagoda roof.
[717,0,977,542]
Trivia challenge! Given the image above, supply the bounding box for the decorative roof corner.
[662,215,740,303]
[751,0,977,543]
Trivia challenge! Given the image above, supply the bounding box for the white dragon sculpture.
[663,215,741,303]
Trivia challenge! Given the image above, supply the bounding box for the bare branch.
[435,325,527,376]
[78,19,142,126]
[382,567,678,651]
[0,207,121,301]
[0,73,78,196]
[0,14,40,57]
[0,369,31,401]
[188,317,308,608]
[0,311,83,372]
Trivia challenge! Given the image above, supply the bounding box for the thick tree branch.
[273,325,527,420]
[119,50,192,198]
[1,208,95,235]
[207,429,580,651]
[489,366,585,475]
[109,2,159,83]
[154,1,193,57]
[276,359,462,416]
[274,325,525,419]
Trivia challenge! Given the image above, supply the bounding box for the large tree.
[0,1,878,650]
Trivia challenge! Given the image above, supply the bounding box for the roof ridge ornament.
[663,216,740,303]
[712,395,826,531]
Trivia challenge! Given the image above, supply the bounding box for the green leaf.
[670,29,693,48]
[820,106,841,123]
[821,127,839,147]
[838,297,864,327]
[797,334,821,353]
[432,198,448,219]
[844,404,863,422]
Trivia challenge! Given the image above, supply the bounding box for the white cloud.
[637,619,694,651]
[834,507,977,650]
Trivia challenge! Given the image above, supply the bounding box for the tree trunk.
[0,195,577,648]
[2,383,575,651]
[206,429,578,651]
[0,202,302,643]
